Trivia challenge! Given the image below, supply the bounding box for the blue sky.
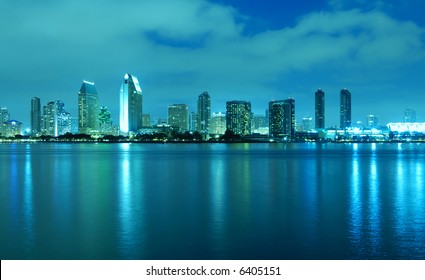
[1,0,425,128]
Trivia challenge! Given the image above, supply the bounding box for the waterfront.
[1,143,425,259]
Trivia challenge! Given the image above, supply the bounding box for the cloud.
[0,0,424,125]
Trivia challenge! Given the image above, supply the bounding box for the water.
[1,142,424,260]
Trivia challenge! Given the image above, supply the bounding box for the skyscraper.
[315,89,325,129]
[42,101,58,136]
[42,100,70,136]
[0,107,10,136]
[226,101,252,136]
[197,91,211,136]
[269,98,295,138]
[78,80,99,134]
[404,108,416,122]
[211,112,226,135]
[168,104,189,132]
[340,88,352,129]
[120,73,143,134]
[31,97,41,136]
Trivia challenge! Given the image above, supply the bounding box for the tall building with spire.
[31,97,41,136]
[340,88,352,129]
[197,91,211,136]
[78,80,99,134]
[120,73,143,134]
[315,89,325,129]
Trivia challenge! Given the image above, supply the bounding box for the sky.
[1,0,425,128]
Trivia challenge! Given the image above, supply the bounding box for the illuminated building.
[404,108,416,122]
[197,91,211,136]
[42,100,71,136]
[120,73,143,134]
[302,117,313,131]
[78,80,99,134]
[168,104,189,132]
[99,106,113,134]
[31,97,41,136]
[366,115,380,129]
[315,89,325,129]
[211,112,226,135]
[0,107,10,136]
[269,98,295,138]
[3,120,22,137]
[143,114,151,127]
[190,112,198,132]
[387,122,425,133]
[226,100,252,135]
[340,88,351,129]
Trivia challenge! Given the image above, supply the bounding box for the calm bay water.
[1,142,424,260]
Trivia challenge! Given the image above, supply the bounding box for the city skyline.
[1,1,425,127]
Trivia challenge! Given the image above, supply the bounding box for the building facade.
[168,104,189,132]
[269,98,295,138]
[120,73,143,134]
[197,91,211,136]
[78,80,99,134]
[31,97,41,136]
[315,89,325,129]
[211,112,226,135]
[226,101,252,136]
[340,88,352,129]
[42,100,71,137]
[404,108,416,123]
[0,107,10,136]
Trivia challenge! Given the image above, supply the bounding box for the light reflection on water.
[1,143,425,259]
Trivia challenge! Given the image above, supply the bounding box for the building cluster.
[1,75,424,141]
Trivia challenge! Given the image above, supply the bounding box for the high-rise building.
[302,117,313,132]
[0,107,10,136]
[42,100,70,136]
[197,91,211,135]
[168,104,189,132]
[56,100,71,136]
[211,112,226,135]
[269,98,295,138]
[315,89,325,129]
[120,73,143,134]
[366,115,380,128]
[226,101,252,136]
[78,80,99,134]
[31,97,41,136]
[42,101,58,136]
[404,108,416,122]
[142,114,151,127]
[340,88,352,129]
[190,112,198,132]
[99,106,113,134]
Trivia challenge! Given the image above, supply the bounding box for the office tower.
[197,91,211,135]
[3,120,22,137]
[42,100,70,136]
[302,117,313,132]
[269,100,285,137]
[340,88,352,129]
[404,108,416,123]
[56,100,71,135]
[366,115,380,129]
[211,112,226,135]
[168,104,189,132]
[120,73,143,134]
[190,112,198,132]
[226,101,252,136]
[99,106,113,134]
[315,89,325,129]
[31,97,41,136]
[0,107,10,135]
[269,98,295,138]
[78,80,99,134]
[42,101,58,136]
[142,114,151,127]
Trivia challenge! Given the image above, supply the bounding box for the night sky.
[1,0,425,128]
